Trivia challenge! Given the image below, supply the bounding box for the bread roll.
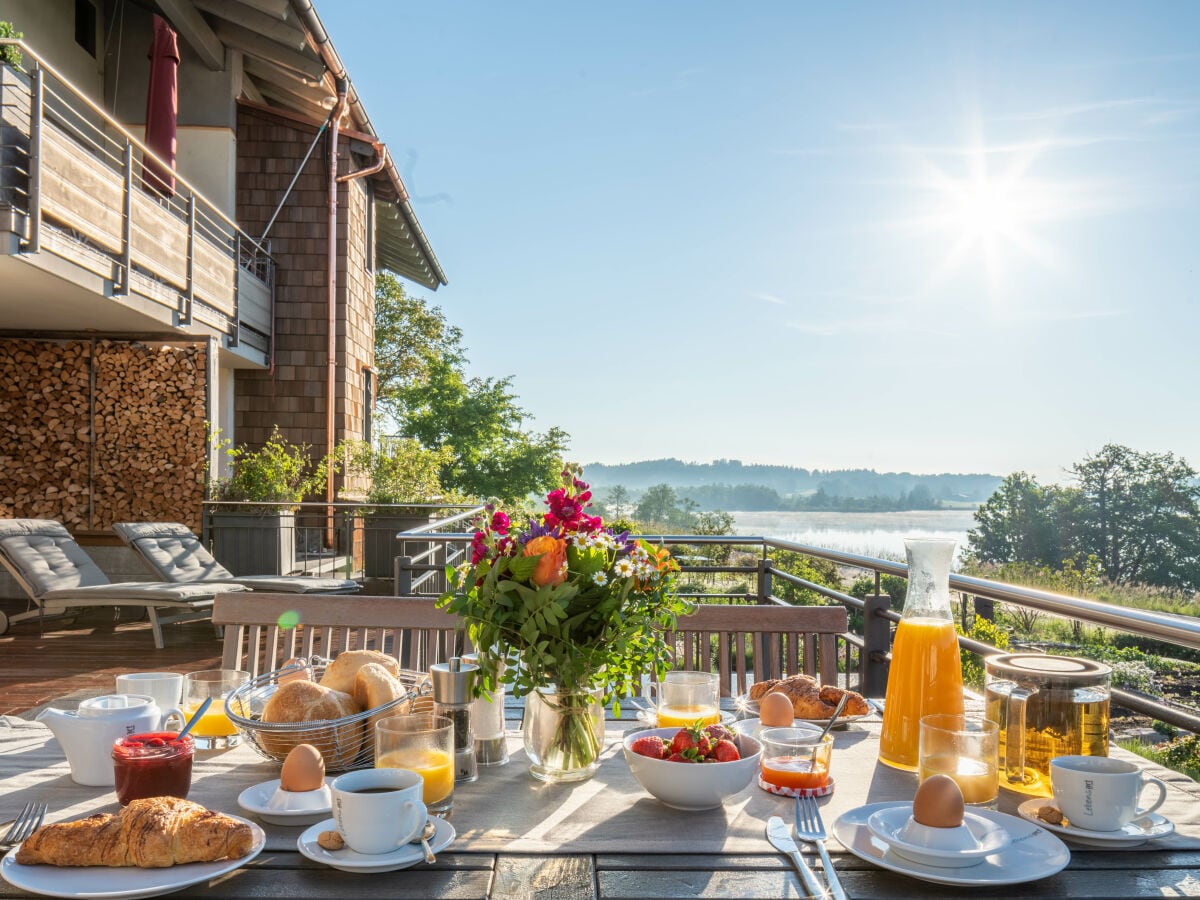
[261,680,363,768]
[318,650,400,694]
[749,674,868,719]
[353,662,409,736]
[15,797,253,868]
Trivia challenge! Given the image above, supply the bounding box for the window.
[75,0,97,57]
[362,368,374,444]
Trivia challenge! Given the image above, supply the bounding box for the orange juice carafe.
[878,538,964,770]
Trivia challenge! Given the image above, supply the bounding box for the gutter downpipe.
[327,77,348,513]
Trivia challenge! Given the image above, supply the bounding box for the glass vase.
[879,538,965,771]
[522,685,605,783]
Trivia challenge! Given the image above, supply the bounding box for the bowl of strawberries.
[622,723,763,810]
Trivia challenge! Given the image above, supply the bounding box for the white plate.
[238,777,334,826]
[1016,798,1175,848]
[634,708,737,728]
[833,802,1070,887]
[866,805,1011,867]
[0,816,264,900]
[297,816,456,874]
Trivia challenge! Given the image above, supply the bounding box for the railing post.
[117,142,133,295]
[757,556,773,604]
[22,63,43,254]
[183,193,195,324]
[395,554,413,597]
[863,592,891,698]
[974,594,994,623]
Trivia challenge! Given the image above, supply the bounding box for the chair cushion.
[232,576,359,593]
[113,522,236,583]
[0,519,111,597]
[42,581,250,602]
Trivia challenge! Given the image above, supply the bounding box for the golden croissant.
[15,797,254,868]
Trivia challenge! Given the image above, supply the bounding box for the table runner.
[3,714,1198,854]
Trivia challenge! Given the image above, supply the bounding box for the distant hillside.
[582,459,1002,506]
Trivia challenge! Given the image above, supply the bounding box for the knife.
[766,815,824,898]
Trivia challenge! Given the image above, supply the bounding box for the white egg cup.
[867,807,1011,868]
[267,782,332,812]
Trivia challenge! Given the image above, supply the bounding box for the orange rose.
[524,535,567,587]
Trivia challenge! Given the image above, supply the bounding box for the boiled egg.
[912,774,965,828]
[279,657,310,684]
[759,691,795,728]
[279,743,325,792]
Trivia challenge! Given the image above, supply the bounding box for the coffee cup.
[116,673,184,713]
[330,769,427,854]
[1050,755,1168,831]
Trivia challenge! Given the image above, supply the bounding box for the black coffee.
[350,787,398,794]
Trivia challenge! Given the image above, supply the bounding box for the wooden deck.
[0,599,221,716]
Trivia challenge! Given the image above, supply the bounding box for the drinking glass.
[650,671,720,727]
[919,714,999,806]
[375,714,455,815]
[183,669,249,749]
[759,725,833,792]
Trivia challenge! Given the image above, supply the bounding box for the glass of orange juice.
[760,726,833,792]
[375,714,455,815]
[650,671,720,727]
[918,714,999,806]
[183,669,248,749]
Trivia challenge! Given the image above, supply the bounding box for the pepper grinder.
[430,657,478,783]
[463,652,509,767]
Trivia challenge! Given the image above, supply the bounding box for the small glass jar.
[759,726,833,792]
[112,732,194,806]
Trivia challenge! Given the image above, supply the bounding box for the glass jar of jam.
[112,732,193,806]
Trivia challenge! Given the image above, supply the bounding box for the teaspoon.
[412,818,437,863]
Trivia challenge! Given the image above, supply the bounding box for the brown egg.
[912,774,965,828]
[759,691,795,728]
[280,743,325,792]
[279,657,310,684]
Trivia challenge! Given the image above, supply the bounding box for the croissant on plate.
[15,797,254,868]
[749,674,870,718]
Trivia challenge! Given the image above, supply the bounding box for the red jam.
[112,732,194,806]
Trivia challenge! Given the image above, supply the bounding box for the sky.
[320,2,1200,485]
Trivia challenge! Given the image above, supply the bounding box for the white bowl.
[622,726,762,810]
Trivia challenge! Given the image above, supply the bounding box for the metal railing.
[0,39,274,354]
[395,532,1200,735]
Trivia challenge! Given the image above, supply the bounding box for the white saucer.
[866,805,1010,868]
[1016,798,1175,848]
[634,708,737,728]
[833,802,1070,887]
[238,777,334,826]
[297,816,456,873]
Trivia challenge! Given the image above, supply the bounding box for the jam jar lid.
[112,732,194,759]
[984,653,1111,686]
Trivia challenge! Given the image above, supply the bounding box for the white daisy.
[614,558,635,577]
[592,571,608,587]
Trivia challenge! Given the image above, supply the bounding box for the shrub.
[957,616,1011,688]
[0,22,23,69]
[209,426,329,510]
[340,437,454,505]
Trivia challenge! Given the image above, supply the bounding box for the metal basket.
[226,658,433,772]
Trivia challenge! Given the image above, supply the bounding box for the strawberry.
[666,752,696,763]
[694,732,715,757]
[630,735,668,759]
[711,739,740,762]
[703,723,735,744]
[669,727,697,756]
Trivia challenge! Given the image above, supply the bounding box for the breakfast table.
[2,700,1200,899]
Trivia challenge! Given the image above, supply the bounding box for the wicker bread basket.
[225,658,433,772]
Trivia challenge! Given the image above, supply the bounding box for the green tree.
[635,484,681,528]
[604,485,631,517]
[967,472,1064,568]
[1069,444,1200,589]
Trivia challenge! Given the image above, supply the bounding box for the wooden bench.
[213,592,465,677]
[668,603,848,696]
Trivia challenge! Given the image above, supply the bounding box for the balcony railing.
[0,40,273,357]
[396,532,1200,736]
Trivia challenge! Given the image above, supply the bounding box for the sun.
[950,176,1023,242]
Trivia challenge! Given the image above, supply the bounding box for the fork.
[795,794,846,900]
[1,802,48,850]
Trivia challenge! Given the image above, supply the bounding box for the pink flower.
[470,531,489,565]
[491,511,510,534]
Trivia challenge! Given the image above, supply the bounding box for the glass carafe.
[879,538,964,770]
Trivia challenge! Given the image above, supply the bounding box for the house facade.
[0,0,445,536]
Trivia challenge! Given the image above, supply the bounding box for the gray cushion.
[226,575,359,593]
[41,581,246,603]
[0,519,111,597]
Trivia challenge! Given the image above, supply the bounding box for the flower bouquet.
[439,468,690,781]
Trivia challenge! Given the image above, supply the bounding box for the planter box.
[210,510,296,576]
[362,512,434,579]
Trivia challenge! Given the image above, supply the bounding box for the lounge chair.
[0,519,251,648]
[112,522,360,595]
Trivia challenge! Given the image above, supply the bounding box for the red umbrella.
[142,14,179,196]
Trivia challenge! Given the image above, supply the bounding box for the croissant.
[15,797,254,868]
[750,674,869,719]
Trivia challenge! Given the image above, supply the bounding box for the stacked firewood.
[0,339,207,531]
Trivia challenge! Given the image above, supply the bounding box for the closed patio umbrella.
[142,14,179,196]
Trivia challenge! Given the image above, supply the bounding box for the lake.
[730,509,978,561]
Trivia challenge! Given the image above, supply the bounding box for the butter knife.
[766,815,823,898]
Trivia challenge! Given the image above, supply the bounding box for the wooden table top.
[2,698,1199,899]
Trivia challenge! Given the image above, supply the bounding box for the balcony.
[0,40,272,366]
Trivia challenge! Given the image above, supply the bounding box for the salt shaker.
[430,657,479,783]
[463,652,509,767]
